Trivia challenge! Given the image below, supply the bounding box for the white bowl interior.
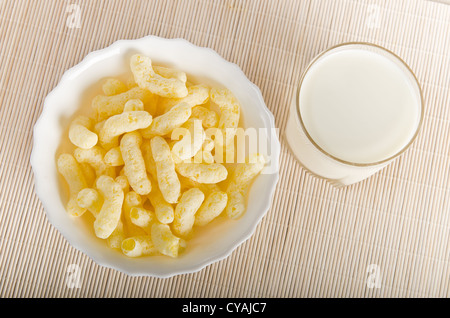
[31,36,280,277]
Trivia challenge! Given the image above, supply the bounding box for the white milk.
[285,45,422,186]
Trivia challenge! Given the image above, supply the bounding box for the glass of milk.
[285,43,423,186]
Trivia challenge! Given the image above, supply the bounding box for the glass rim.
[295,42,424,167]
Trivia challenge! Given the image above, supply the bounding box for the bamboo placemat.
[1,0,450,298]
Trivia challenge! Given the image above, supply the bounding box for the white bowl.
[31,36,280,277]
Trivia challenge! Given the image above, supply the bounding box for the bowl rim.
[30,35,280,277]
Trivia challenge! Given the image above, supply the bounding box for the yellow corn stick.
[76,188,103,218]
[141,140,158,180]
[74,146,115,177]
[130,206,155,233]
[151,223,185,258]
[120,132,152,195]
[68,116,98,149]
[99,111,152,149]
[171,118,205,161]
[225,154,265,219]
[150,136,181,204]
[159,84,209,113]
[121,235,158,257]
[175,162,228,184]
[210,87,240,146]
[102,78,127,96]
[107,220,125,249]
[141,102,191,138]
[172,188,204,237]
[195,191,228,226]
[123,98,144,112]
[122,191,147,236]
[115,175,129,193]
[130,54,188,98]
[80,162,96,186]
[191,105,218,128]
[92,86,154,121]
[94,175,124,239]
[147,178,174,224]
[104,146,124,166]
[57,153,88,217]
[192,137,215,164]
[153,65,187,83]
[178,174,221,194]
